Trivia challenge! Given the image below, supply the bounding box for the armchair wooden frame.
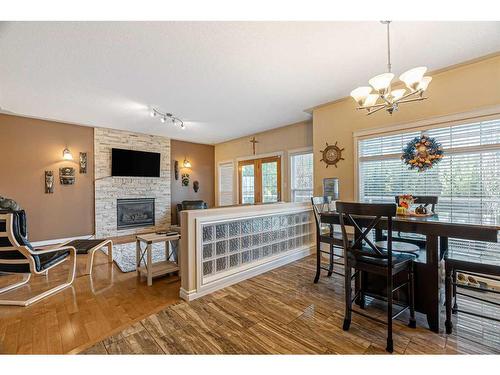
[0,213,77,306]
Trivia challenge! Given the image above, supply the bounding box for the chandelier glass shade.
[351,21,432,115]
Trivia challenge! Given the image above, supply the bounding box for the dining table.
[319,210,500,332]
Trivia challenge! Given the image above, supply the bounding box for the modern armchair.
[0,210,76,306]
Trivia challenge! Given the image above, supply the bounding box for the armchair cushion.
[1,210,70,273]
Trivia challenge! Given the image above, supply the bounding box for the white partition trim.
[180,244,313,301]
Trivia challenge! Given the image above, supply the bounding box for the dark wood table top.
[320,211,499,242]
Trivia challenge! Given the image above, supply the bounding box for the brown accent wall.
[0,114,94,241]
[170,140,215,225]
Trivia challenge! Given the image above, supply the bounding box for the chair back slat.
[336,202,396,262]
[0,212,30,265]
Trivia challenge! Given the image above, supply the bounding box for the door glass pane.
[262,161,278,203]
[241,164,255,204]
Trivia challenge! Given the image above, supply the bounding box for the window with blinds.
[290,151,313,202]
[358,118,500,262]
[218,162,234,206]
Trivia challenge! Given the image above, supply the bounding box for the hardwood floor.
[81,256,500,354]
[0,250,181,354]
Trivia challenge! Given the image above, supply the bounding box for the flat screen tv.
[111,148,161,177]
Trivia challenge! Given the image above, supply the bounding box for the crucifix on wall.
[250,136,258,155]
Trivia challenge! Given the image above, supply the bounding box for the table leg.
[136,240,141,275]
[417,234,440,332]
[107,242,113,263]
[165,241,170,261]
[147,243,153,286]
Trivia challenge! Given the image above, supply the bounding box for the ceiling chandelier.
[150,108,185,129]
[350,21,432,115]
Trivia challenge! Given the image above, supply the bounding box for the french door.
[238,156,281,204]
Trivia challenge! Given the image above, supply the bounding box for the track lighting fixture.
[150,108,185,129]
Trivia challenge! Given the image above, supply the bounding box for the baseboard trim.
[31,234,94,247]
[180,245,314,302]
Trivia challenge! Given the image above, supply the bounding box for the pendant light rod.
[382,20,392,73]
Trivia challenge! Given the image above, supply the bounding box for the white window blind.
[290,151,313,202]
[219,162,234,206]
[358,118,500,262]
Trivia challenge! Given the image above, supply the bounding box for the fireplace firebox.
[117,198,155,230]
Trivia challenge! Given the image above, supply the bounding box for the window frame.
[288,147,314,203]
[353,107,500,201]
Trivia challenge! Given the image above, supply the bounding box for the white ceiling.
[0,21,499,144]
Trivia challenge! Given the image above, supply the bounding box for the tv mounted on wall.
[111,148,161,177]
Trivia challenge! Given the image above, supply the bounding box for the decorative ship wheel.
[320,141,344,168]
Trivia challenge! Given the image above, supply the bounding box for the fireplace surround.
[117,198,155,230]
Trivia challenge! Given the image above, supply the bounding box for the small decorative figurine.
[79,152,87,174]
[415,204,428,215]
[193,180,200,193]
[182,173,190,187]
[320,141,345,168]
[174,160,179,180]
[45,171,55,193]
[59,167,75,185]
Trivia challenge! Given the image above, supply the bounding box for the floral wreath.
[402,134,444,172]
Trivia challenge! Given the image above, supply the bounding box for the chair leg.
[445,263,453,334]
[327,244,334,277]
[452,269,458,313]
[314,236,321,284]
[408,263,416,328]
[0,250,76,307]
[358,271,365,309]
[386,275,394,353]
[0,273,31,294]
[343,264,352,331]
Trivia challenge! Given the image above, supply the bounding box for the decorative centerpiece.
[397,194,414,215]
[402,134,443,172]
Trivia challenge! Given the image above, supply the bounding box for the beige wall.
[0,114,94,241]
[312,55,500,201]
[214,121,312,205]
[171,140,215,224]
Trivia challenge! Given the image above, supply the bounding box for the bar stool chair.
[336,201,416,353]
[311,196,344,283]
[445,249,500,334]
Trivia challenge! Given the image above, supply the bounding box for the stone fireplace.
[94,127,171,238]
[117,198,155,230]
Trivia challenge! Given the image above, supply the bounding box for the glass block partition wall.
[200,210,313,281]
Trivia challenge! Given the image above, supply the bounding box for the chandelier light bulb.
[363,94,380,107]
[417,76,433,92]
[160,116,166,123]
[150,109,156,117]
[350,87,373,105]
[368,73,394,95]
[399,66,427,91]
[390,89,406,102]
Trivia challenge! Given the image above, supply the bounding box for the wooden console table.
[136,232,181,286]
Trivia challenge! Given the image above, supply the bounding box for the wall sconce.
[63,148,73,160]
[183,158,192,168]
